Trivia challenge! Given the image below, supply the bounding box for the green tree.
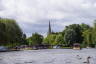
[80,23,92,47]
[0,18,23,47]
[27,37,32,45]
[80,23,91,32]
[28,33,43,45]
[21,34,27,45]
[82,29,93,47]
[55,34,65,45]
[82,20,96,47]
[64,29,77,46]
[0,22,6,44]
[64,24,83,46]
[43,34,57,45]
[91,20,96,45]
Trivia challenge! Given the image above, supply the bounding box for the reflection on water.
[0,48,96,64]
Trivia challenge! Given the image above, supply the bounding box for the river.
[0,48,96,64]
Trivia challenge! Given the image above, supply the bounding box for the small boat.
[0,46,8,52]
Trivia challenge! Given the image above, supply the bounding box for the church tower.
[48,21,52,35]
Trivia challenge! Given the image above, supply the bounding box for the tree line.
[43,22,96,47]
[28,21,96,48]
[0,18,96,48]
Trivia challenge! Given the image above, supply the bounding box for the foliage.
[43,33,65,45]
[0,18,24,47]
[82,29,93,46]
[1,18,96,48]
[21,34,27,45]
[27,33,43,45]
[80,23,91,31]
[64,29,77,46]
[64,24,83,46]
[43,34,56,45]
[55,34,65,45]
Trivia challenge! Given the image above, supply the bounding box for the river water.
[0,48,96,64]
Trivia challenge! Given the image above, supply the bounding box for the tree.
[0,18,23,47]
[55,34,65,45]
[82,20,96,47]
[80,23,92,47]
[91,20,96,45]
[21,34,27,45]
[28,33,43,45]
[43,34,57,45]
[82,29,93,47]
[0,22,6,43]
[27,37,32,45]
[80,23,91,32]
[64,29,77,46]
[64,24,83,46]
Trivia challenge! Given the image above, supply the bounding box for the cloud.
[0,0,96,37]
[0,0,4,11]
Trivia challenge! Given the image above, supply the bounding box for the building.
[48,21,52,35]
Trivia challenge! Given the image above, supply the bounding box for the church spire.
[48,20,52,35]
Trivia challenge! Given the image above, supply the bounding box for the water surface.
[0,48,96,64]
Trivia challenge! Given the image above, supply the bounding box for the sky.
[0,0,96,37]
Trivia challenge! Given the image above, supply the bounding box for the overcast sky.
[0,0,96,37]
